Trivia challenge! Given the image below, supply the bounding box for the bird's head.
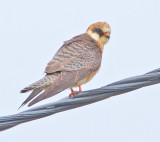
[86,22,111,46]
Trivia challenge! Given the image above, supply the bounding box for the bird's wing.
[44,34,99,73]
[28,34,102,106]
[19,88,43,108]
[28,69,91,106]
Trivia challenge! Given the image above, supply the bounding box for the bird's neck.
[86,31,104,52]
[97,41,104,52]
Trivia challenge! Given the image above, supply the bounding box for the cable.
[0,68,160,131]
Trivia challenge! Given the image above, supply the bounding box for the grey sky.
[0,0,160,141]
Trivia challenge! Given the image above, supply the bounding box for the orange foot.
[69,85,82,98]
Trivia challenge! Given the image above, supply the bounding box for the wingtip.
[27,98,37,107]
[18,103,25,110]
[28,102,33,107]
[27,92,45,107]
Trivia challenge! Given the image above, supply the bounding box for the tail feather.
[19,88,43,109]
[20,75,55,93]
[20,73,61,107]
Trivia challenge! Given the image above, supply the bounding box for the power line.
[0,68,160,131]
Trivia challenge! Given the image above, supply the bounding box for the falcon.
[20,22,111,107]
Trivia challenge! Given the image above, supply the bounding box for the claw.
[69,85,82,98]
[69,91,79,98]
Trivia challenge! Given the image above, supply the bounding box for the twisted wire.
[0,68,160,131]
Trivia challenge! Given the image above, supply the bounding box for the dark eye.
[97,28,102,33]
[93,28,104,37]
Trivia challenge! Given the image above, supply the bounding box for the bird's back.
[20,33,102,107]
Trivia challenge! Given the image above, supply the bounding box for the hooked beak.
[106,34,110,39]
[104,32,110,39]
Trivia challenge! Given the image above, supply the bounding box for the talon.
[69,86,82,98]
[69,91,79,98]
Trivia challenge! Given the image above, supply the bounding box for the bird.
[20,22,111,108]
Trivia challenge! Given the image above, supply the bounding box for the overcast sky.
[0,0,160,141]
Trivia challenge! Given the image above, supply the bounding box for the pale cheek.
[87,30,99,41]
[90,33,99,41]
[101,37,108,44]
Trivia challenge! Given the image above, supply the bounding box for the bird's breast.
[73,66,101,87]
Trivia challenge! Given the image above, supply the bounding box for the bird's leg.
[69,88,79,98]
[79,85,82,92]
[69,85,82,98]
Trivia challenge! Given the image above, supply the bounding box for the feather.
[21,33,103,107]
[19,88,43,109]
[20,74,60,93]
[28,70,91,106]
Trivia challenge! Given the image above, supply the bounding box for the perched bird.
[20,22,111,107]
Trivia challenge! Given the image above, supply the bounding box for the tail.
[19,74,60,108]
[20,75,55,93]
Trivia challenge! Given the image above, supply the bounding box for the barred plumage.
[20,22,111,107]
[20,75,59,93]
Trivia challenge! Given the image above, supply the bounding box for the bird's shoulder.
[45,33,102,74]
